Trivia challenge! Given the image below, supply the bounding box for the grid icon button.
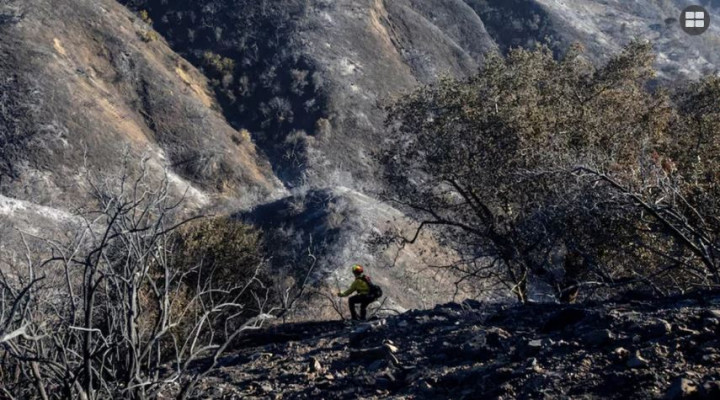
[681,6,710,35]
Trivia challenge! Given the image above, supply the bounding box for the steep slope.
[532,0,720,79]
[240,187,479,317]
[179,291,720,399]
[121,0,720,190]
[118,0,497,188]
[296,0,498,188]
[0,0,285,238]
[466,0,720,79]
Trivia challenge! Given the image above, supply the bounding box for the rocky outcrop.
[182,291,720,399]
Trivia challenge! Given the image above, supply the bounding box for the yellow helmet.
[352,264,364,274]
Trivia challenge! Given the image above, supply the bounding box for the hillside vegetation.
[382,42,720,303]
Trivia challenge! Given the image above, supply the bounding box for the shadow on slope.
[239,187,477,318]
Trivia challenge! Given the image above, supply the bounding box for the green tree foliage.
[381,42,720,302]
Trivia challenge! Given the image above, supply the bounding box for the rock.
[349,323,382,347]
[704,310,720,319]
[398,320,409,328]
[350,346,387,361]
[457,340,493,362]
[676,325,701,336]
[253,382,274,393]
[701,353,719,363]
[462,299,483,309]
[653,344,669,357]
[351,345,401,366]
[583,329,615,346]
[486,327,512,347]
[528,339,543,348]
[495,367,515,382]
[580,357,593,369]
[383,342,399,354]
[527,357,544,373]
[645,319,673,338]
[613,347,630,363]
[309,357,323,373]
[666,377,698,399]
[375,371,397,389]
[627,351,649,369]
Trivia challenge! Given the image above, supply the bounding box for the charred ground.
[185,291,720,399]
